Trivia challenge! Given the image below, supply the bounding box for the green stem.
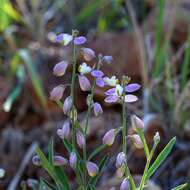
[83,60,101,189]
[70,42,77,147]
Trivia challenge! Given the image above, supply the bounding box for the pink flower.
[103,129,115,146]
[50,85,65,101]
[131,115,144,130]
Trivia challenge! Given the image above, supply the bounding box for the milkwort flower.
[102,129,115,146]
[81,47,95,61]
[86,161,99,177]
[57,121,71,139]
[50,85,65,101]
[93,102,103,116]
[104,81,140,103]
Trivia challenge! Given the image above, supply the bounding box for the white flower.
[103,76,119,87]
[78,63,92,75]
[0,168,5,178]
[115,84,123,96]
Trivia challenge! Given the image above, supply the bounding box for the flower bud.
[53,155,68,166]
[86,161,99,177]
[153,132,160,145]
[69,151,77,169]
[116,152,127,168]
[26,179,38,188]
[32,155,41,166]
[53,61,68,76]
[63,96,72,115]
[116,166,125,178]
[78,75,91,91]
[50,85,65,101]
[57,121,70,139]
[130,134,143,149]
[81,48,95,61]
[103,129,115,146]
[131,115,144,130]
[120,178,129,190]
[0,168,5,178]
[102,55,113,64]
[76,131,85,149]
[93,102,103,116]
[74,36,87,45]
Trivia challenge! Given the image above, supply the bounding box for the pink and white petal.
[79,75,91,91]
[125,95,138,103]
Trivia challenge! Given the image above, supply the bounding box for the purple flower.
[50,85,65,101]
[81,48,95,61]
[63,96,72,115]
[116,152,127,168]
[125,83,141,92]
[32,155,41,166]
[120,178,129,190]
[103,129,115,146]
[53,155,68,166]
[102,55,113,64]
[78,75,91,91]
[57,121,70,139]
[104,95,119,103]
[69,151,77,169]
[91,70,104,78]
[74,36,87,45]
[86,161,99,177]
[131,115,144,130]
[53,61,68,76]
[76,130,85,149]
[55,33,73,45]
[96,78,105,87]
[105,88,116,96]
[124,95,138,103]
[93,102,103,116]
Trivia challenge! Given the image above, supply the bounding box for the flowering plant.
[28,30,187,190]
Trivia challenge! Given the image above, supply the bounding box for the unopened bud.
[116,152,127,168]
[63,96,72,115]
[81,48,95,61]
[53,61,68,76]
[76,131,85,149]
[78,75,91,91]
[120,178,129,190]
[102,55,113,64]
[103,129,115,146]
[32,155,41,166]
[131,115,144,130]
[154,132,160,144]
[53,155,68,166]
[69,151,77,169]
[116,166,125,178]
[50,85,65,101]
[93,102,103,116]
[57,121,70,139]
[130,134,143,149]
[86,161,99,177]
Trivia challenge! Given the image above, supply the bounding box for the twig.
[7,142,38,190]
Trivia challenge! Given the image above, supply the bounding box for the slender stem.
[122,90,127,154]
[70,42,77,146]
[83,60,101,189]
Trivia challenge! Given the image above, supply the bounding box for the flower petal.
[74,36,86,45]
[78,75,91,91]
[53,61,68,76]
[81,48,95,61]
[125,83,141,92]
[93,102,103,116]
[91,70,104,78]
[125,95,138,103]
[96,78,105,87]
[104,95,119,103]
[105,88,116,96]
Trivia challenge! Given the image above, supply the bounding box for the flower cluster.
[31,30,178,190]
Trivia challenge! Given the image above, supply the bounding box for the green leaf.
[48,138,54,165]
[135,127,150,158]
[11,49,46,106]
[145,137,176,180]
[88,144,107,161]
[39,179,55,190]
[171,183,188,190]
